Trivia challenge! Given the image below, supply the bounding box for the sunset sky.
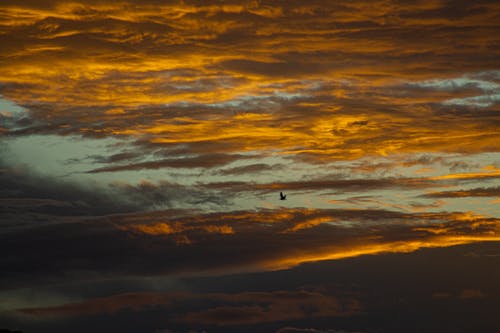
[0,1,499,332]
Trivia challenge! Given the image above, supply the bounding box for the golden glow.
[282,217,335,233]
[1,1,499,162]
[267,236,500,271]
[430,168,500,180]
[110,208,500,273]
[123,222,234,236]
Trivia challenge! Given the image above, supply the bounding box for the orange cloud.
[0,0,498,165]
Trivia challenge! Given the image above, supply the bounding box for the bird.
[280,192,287,200]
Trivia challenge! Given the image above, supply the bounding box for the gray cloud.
[0,158,228,221]
[214,163,284,176]
[86,154,253,173]
[203,177,438,194]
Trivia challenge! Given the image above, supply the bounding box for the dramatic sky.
[0,1,499,332]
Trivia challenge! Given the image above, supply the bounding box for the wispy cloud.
[19,289,361,326]
[421,186,500,198]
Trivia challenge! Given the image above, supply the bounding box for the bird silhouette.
[280,192,287,200]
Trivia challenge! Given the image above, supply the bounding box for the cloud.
[202,175,452,195]
[253,178,433,193]
[276,328,362,333]
[213,59,327,78]
[458,289,485,300]
[0,158,228,221]
[2,241,498,332]
[84,151,143,164]
[1,206,498,289]
[433,289,487,300]
[178,291,359,326]
[20,292,173,317]
[421,186,500,198]
[0,0,498,166]
[0,160,141,216]
[85,153,253,173]
[214,163,283,176]
[0,2,499,332]
[19,290,361,325]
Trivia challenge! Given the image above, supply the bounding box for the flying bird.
[280,192,287,200]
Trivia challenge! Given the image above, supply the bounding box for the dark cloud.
[19,292,173,317]
[0,158,228,221]
[1,242,499,333]
[178,291,359,326]
[421,186,500,198]
[15,290,360,332]
[86,153,253,173]
[0,161,139,216]
[203,176,437,194]
[214,59,327,77]
[214,163,283,176]
[1,206,497,290]
[276,328,361,333]
[87,151,143,164]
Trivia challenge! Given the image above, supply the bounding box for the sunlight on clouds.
[123,221,234,236]
[0,3,499,331]
[430,167,500,180]
[0,1,499,290]
[269,235,500,271]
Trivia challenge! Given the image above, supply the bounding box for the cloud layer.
[0,1,499,332]
[1,0,499,164]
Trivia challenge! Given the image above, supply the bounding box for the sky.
[0,1,499,332]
